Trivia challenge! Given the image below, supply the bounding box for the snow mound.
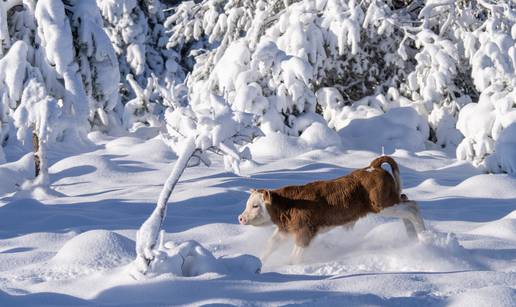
[52,230,135,270]
[0,153,34,197]
[488,123,516,174]
[446,174,516,199]
[299,122,342,149]
[469,218,516,241]
[249,122,341,159]
[145,240,261,277]
[218,254,262,275]
[502,210,516,219]
[448,286,516,307]
[338,107,428,154]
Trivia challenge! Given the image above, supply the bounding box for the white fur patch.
[380,162,393,175]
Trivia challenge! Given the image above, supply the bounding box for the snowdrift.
[338,107,428,154]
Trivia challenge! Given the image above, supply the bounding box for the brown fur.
[261,156,402,247]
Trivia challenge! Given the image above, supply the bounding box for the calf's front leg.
[289,245,305,265]
[260,227,287,264]
[289,227,315,264]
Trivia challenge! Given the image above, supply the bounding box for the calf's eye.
[252,204,259,208]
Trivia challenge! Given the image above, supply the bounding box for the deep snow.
[0,132,515,306]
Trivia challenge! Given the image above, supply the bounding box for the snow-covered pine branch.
[122,74,162,131]
[134,92,261,273]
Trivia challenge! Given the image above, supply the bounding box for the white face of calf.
[238,190,272,226]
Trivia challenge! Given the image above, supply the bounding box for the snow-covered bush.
[122,74,162,131]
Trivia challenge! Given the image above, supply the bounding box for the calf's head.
[238,189,272,226]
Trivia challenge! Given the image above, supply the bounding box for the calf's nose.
[238,215,246,224]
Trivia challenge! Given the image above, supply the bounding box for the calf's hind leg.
[379,201,426,239]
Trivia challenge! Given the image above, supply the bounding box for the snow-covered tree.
[1,0,515,177]
[66,0,121,131]
[454,1,516,174]
[165,0,418,138]
[0,37,29,163]
[0,0,122,182]
[32,0,87,135]
[165,0,278,80]
[406,0,515,173]
[96,0,184,131]
[13,66,63,183]
[135,90,261,273]
[34,0,121,133]
[0,40,64,181]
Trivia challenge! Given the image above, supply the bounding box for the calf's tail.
[369,156,401,196]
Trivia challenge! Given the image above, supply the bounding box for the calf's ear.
[262,189,271,203]
[250,188,256,193]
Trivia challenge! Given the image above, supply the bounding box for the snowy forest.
[0,0,515,305]
[1,0,514,176]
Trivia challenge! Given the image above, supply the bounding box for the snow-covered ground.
[0,132,515,306]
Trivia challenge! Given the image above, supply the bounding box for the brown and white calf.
[238,156,426,264]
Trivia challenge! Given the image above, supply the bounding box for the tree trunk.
[32,131,40,178]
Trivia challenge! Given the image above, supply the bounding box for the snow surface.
[0,132,515,305]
